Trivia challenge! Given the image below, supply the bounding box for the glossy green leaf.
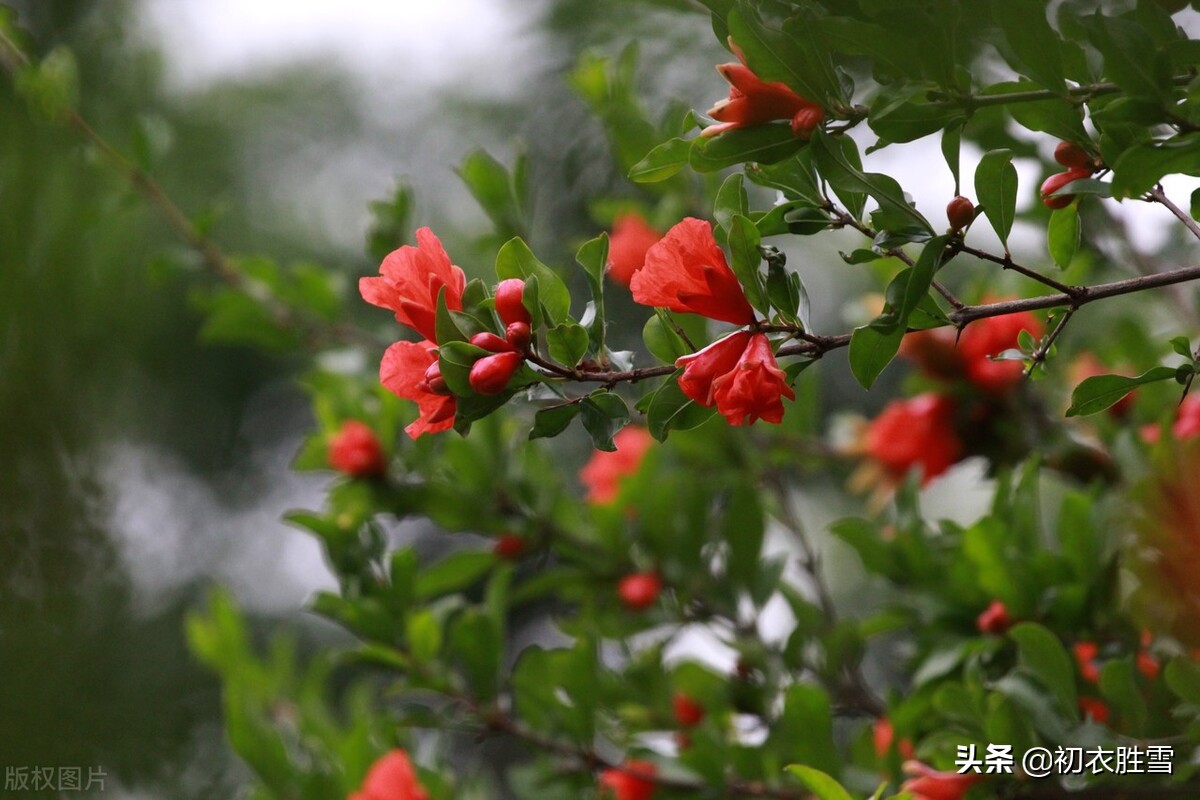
[975,149,1018,247]
[547,323,589,367]
[580,391,630,451]
[1066,366,1176,416]
[1110,134,1200,198]
[1009,622,1077,716]
[992,0,1066,93]
[628,137,691,183]
[848,319,904,389]
[644,375,717,440]
[811,131,931,234]
[727,215,768,314]
[690,125,804,172]
[529,403,582,440]
[783,766,853,800]
[495,238,570,324]
[1047,205,1079,269]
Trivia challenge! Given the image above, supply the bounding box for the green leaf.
[547,323,589,367]
[529,403,582,440]
[1110,134,1200,199]
[458,149,523,237]
[435,289,468,345]
[1099,659,1147,732]
[14,45,78,122]
[449,610,501,700]
[895,236,949,327]
[437,341,488,396]
[576,234,608,353]
[1066,366,1176,416]
[728,5,839,107]
[1009,622,1077,716]
[406,610,442,662]
[975,149,1018,247]
[643,314,689,364]
[942,125,962,193]
[495,238,570,324]
[811,131,932,234]
[1079,14,1172,103]
[728,215,768,314]
[745,150,823,205]
[580,391,630,450]
[714,173,749,232]
[869,89,969,145]
[415,551,495,600]
[1170,335,1193,360]
[629,137,691,183]
[783,766,853,800]
[1165,658,1200,705]
[644,375,717,440]
[992,0,1066,93]
[690,125,804,172]
[1047,205,1079,269]
[848,320,904,390]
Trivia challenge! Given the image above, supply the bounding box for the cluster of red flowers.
[361,229,533,438]
[350,750,429,800]
[328,419,388,478]
[628,218,795,425]
[856,309,1043,487]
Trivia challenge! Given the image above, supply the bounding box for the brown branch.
[1146,185,1200,244]
[952,240,1081,298]
[1025,306,1076,377]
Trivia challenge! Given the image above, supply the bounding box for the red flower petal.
[360,227,466,343]
[675,331,753,406]
[630,218,755,326]
[607,213,662,287]
[709,333,795,425]
[865,394,962,484]
[380,340,457,439]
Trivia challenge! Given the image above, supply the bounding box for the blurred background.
[4,1,1200,797]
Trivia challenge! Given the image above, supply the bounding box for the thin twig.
[1025,306,1076,377]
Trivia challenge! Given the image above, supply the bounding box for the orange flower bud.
[468,351,523,395]
[494,278,530,326]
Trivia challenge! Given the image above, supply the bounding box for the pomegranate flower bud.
[946,195,975,231]
[1054,141,1095,172]
[494,278,531,326]
[901,761,982,800]
[505,320,531,351]
[493,533,526,560]
[419,361,451,396]
[790,105,824,139]
[469,351,524,395]
[1041,167,1091,210]
[469,331,515,353]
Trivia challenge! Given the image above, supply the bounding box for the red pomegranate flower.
[579,426,655,504]
[599,760,657,800]
[709,333,795,425]
[901,760,982,800]
[1074,641,1101,684]
[1078,696,1110,724]
[360,227,466,343]
[865,394,962,485]
[958,311,1043,394]
[350,750,429,800]
[701,47,823,139]
[676,331,753,406]
[608,213,662,287]
[630,218,756,326]
[328,420,387,478]
[380,340,457,439]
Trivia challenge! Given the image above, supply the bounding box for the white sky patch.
[137,0,541,96]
